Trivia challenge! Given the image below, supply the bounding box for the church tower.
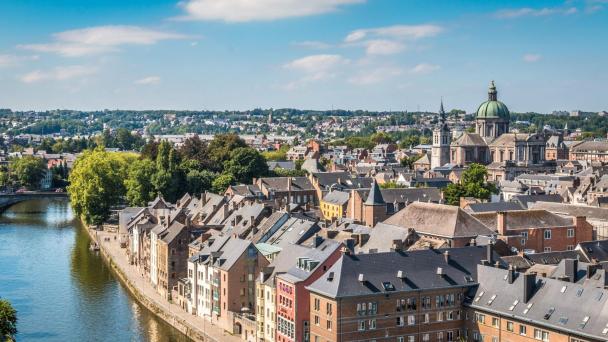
[431,99,451,169]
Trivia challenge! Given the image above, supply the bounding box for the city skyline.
[0,0,607,112]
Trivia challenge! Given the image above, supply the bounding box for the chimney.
[202,191,207,205]
[250,215,255,227]
[358,273,365,282]
[470,238,477,246]
[523,272,537,303]
[574,216,586,230]
[486,243,494,265]
[345,238,356,254]
[223,203,230,219]
[436,267,444,276]
[587,264,602,279]
[397,270,406,279]
[507,265,516,284]
[443,250,450,263]
[497,211,507,235]
[564,259,578,283]
[391,239,404,252]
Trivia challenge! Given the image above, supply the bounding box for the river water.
[0,199,190,342]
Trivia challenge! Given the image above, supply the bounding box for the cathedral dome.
[476,81,510,120]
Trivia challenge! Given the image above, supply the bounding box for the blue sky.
[0,0,606,113]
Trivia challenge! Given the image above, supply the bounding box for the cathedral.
[431,81,553,181]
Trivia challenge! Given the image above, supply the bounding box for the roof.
[322,190,350,206]
[213,237,255,271]
[160,221,186,244]
[529,201,608,221]
[526,250,588,265]
[476,81,510,120]
[578,240,608,263]
[452,132,487,147]
[365,180,385,205]
[469,265,608,342]
[307,246,504,298]
[260,177,315,192]
[358,223,412,254]
[355,187,442,205]
[278,239,341,283]
[267,161,296,170]
[511,194,563,208]
[258,243,311,285]
[465,201,524,213]
[570,140,608,153]
[228,184,262,198]
[473,210,574,231]
[383,202,494,238]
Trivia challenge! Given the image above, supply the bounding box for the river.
[0,198,190,342]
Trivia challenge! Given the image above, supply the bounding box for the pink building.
[276,239,342,342]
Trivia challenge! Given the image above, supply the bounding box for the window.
[507,321,514,332]
[567,245,575,251]
[397,338,405,342]
[314,298,320,311]
[544,230,552,239]
[567,228,575,238]
[422,334,430,342]
[369,319,376,330]
[397,316,405,327]
[520,325,527,336]
[522,231,528,239]
[437,311,444,322]
[492,317,499,328]
[437,332,444,342]
[476,313,486,324]
[358,320,365,331]
[408,315,416,325]
[408,336,416,342]
[326,320,332,331]
[326,303,333,316]
[423,313,430,323]
[544,247,552,252]
[447,331,454,342]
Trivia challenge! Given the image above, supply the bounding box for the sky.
[0,0,606,113]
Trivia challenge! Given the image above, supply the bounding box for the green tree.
[179,136,210,168]
[185,169,215,196]
[371,132,394,144]
[125,159,157,206]
[400,155,421,169]
[10,156,46,189]
[212,173,235,193]
[380,181,405,189]
[68,149,131,225]
[207,133,247,171]
[262,145,290,161]
[223,147,268,184]
[0,298,17,342]
[443,163,497,205]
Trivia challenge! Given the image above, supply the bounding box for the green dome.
[476,81,510,120]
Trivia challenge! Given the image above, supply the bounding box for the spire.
[488,80,497,101]
[439,97,446,124]
[365,179,385,206]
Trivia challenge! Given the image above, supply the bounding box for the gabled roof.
[260,177,315,191]
[452,132,487,147]
[465,201,524,213]
[322,190,350,206]
[473,209,573,231]
[383,202,494,238]
[278,239,341,283]
[307,246,503,298]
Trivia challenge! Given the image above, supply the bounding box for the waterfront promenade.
[89,228,241,342]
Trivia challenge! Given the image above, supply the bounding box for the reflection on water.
[0,199,190,342]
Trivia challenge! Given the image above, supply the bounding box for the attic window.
[382,282,396,291]
[474,291,485,302]
[580,316,590,329]
[560,286,567,293]
[558,317,568,325]
[576,288,584,297]
[523,303,533,315]
[544,307,555,320]
[508,300,519,311]
[602,323,608,335]
[487,294,497,305]
[597,292,604,301]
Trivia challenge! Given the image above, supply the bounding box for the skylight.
[560,286,567,293]
[523,303,533,315]
[382,282,395,291]
[580,316,590,329]
[558,317,568,325]
[487,294,497,305]
[544,307,555,320]
[508,299,519,311]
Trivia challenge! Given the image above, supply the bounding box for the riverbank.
[85,226,241,342]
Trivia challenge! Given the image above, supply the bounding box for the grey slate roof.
[511,194,563,208]
[365,180,385,205]
[278,239,341,283]
[307,246,504,298]
[322,190,350,206]
[578,240,608,263]
[530,202,608,221]
[357,223,412,254]
[468,265,608,342]
[473,209,574,231]
[465,201,524,213]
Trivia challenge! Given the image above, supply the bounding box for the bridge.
[0,192,69,211]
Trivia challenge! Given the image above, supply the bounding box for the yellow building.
[320,190,350,221]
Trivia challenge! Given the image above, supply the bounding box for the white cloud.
[523,54,542,62]
[283,54,348,89]
[284,54,347,73]
[345,24,443,43]
[292,41,332,49]
[19,25,189,57]
[495,6,577,18]
[0,54,39,67]
[364,39,405,55]
[409,63,440,74]
[134,76,161,85]
[20,65,97,83]
[348,67,402,85]
[177,0,364,22]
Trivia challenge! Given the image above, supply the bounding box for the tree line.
[68,134,270,225]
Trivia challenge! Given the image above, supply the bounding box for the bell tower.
[431,99,451,169]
